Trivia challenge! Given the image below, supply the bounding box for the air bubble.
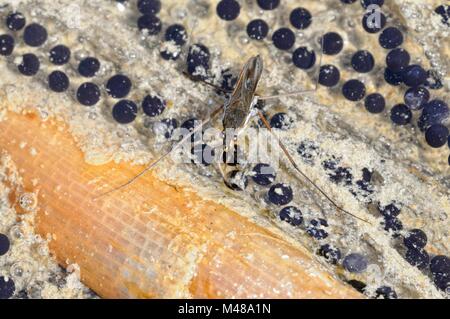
[10,261,33,281]
[172,7,187,19]
[18,192,37,211]
[9,225,24,241]
[239,36,249,45]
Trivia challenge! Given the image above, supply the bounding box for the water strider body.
[222,55,263,133]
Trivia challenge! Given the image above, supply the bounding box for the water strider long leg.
[255,109,371,224]
[95,104,225,198]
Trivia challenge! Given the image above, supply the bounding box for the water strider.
[97,53,370,224]
[0,0,447,297]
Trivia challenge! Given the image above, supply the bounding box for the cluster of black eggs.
[216,1,372,100]
[250,163,333,242]
[215,0,450,164]
[247,159,400,294]
[376,202,450,292]
[0,6,179,132]
[383,44,449,150]
[132,0,214,83]
[296,137,450,294]
[1,2,448,151]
